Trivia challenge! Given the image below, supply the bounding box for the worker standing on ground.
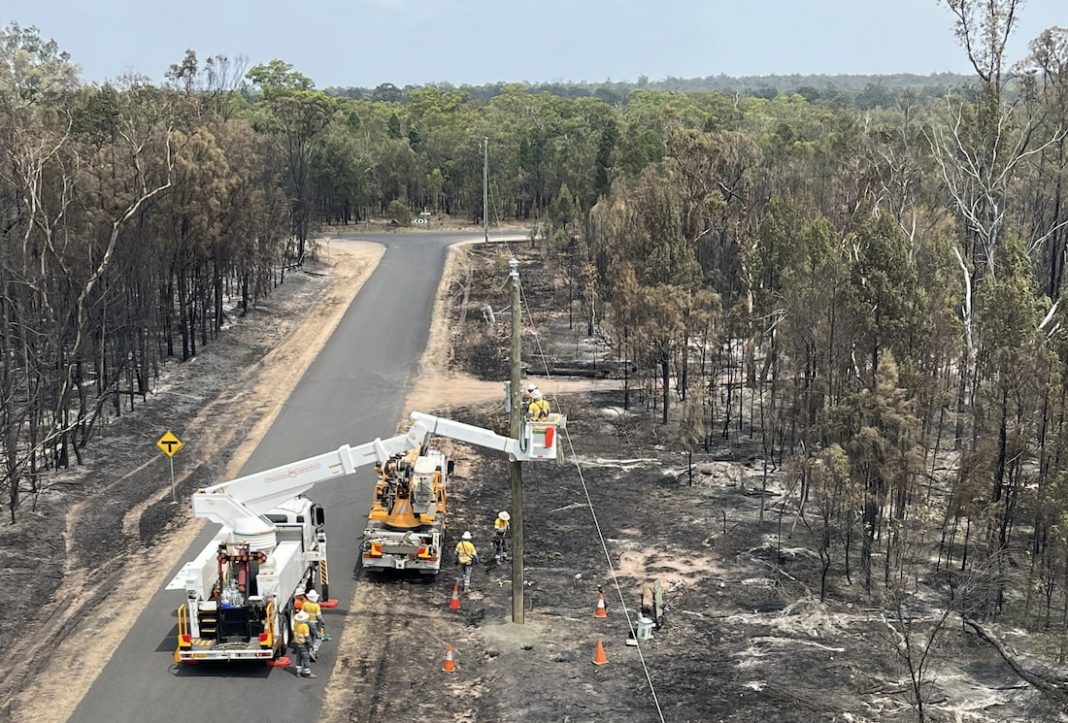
[493,511,511,562]
[302,589,324,657]
[292,611,316,678]
[455,531,478,591]
[527,388,551,421]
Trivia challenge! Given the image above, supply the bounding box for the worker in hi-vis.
[527,389,551,421]
[455,531,478,591]
[302,589,324,657]
[292,611,316,678]
[493,511,511,561]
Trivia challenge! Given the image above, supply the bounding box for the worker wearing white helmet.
[493,511,511,562]
[302,589,325,655]
[292,611,316,678]
[455,531,479,592]
[527,388,551,421]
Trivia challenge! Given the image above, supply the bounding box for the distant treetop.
[322,72,976,109]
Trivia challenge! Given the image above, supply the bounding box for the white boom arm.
[191,411,559,541]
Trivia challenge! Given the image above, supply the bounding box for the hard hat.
[461,531,472,540]
[530,389,543,400]
[526,382,538,393]
[305,589,319,602]
[294,611,310,623]
[498,511,510,521]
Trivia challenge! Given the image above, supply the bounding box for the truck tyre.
[276,612,291,659]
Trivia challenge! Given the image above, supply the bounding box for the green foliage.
[976,236,1043,373]
[549,183,578,229]
[247,59,314,95]
[324,73,973,109]
[846,212,924,376]
[387,199,412,225]
[0,21,77,106]
[387,112,403,139]
[642,234,701,289]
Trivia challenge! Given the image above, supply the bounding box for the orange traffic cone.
[594,592,607,619]
[449,583,461,610]
[442,644,457,672]
[592,639,608,666]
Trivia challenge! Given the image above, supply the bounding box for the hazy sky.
[6,0,1066,88]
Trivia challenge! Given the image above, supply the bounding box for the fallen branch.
[747,556,813,598]
[962,617,1068,704]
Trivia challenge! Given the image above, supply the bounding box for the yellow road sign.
[156,431,184,457]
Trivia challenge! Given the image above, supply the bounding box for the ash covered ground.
[335,245,1063,723]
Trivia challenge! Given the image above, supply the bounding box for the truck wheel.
[276,612,291,658]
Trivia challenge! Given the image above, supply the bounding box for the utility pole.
[482,137,489,244]
[508,257,524,623]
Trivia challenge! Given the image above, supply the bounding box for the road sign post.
[156,431,184,503]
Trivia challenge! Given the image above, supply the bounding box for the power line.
[519,280,667,723]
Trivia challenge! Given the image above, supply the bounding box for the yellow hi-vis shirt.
[528,398,550,421]
[455,540,477,565]
[302,600,321,622]
[293,621,310,645]
[494,517,509,532]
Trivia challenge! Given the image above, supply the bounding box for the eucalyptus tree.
[247,60,335,263]
[1018,27,1068,298]
[972,238,1045,611]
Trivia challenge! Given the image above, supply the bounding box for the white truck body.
[168,498,324,662]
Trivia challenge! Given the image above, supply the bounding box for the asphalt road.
[71,231,491,723]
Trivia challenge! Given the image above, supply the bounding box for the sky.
[5,0,1066,88]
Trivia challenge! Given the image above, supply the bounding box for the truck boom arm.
[191,412,541,537]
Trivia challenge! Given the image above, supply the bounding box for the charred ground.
[335,244,1064,723]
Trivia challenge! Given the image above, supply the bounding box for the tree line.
[325,72,975,109]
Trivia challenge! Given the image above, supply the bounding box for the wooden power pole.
[508,257,524,623]
[482,137,489,244]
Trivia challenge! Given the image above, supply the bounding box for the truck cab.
[263,497,325,554]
